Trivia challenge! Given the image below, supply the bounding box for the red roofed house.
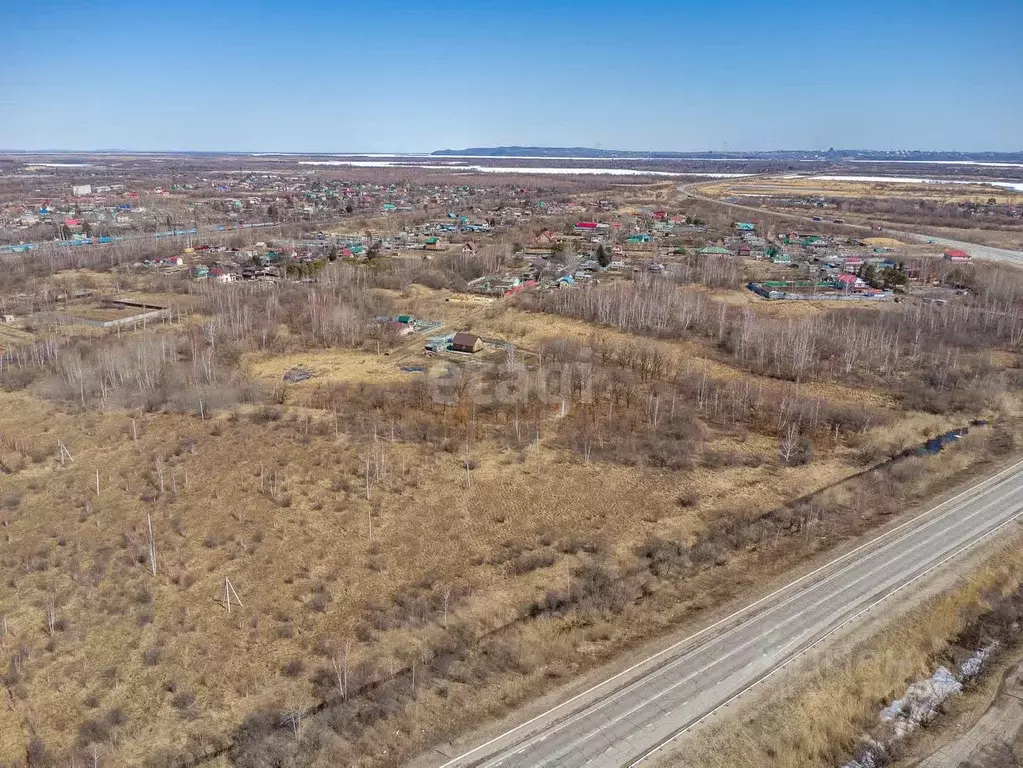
[843,256,863,273]
[574,221,599,233]
[944,249,971,263]
[837,273,864,291]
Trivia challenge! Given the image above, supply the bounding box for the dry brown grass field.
[1,248,1021,767]
[694,176,1023,251]
[699,177,1023,206]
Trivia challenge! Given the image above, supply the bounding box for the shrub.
[636,536,692,578]
[77,718,111,747]
[675,488,701,508]
[26,736,49,767]
[105,707,128,727]
[309,589,332,613]
[507,549,559,575]
[171,690,196,711]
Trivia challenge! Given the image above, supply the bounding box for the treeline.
[0,263,401,411]
[830,195,1023,231]
[298,332,890,475]
[523,270,1023,414]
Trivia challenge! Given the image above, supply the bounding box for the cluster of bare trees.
[670,253,745,288]
[0,260,410,411]
[825,195,1023,232]
[526,266,1022,415]
[301,332,886,473]
[544,336,882,467]
[525,275,712,338]
[722,297,1021,406]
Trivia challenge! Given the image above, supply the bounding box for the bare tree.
[779,423,800,466]
[332,640,351,700]
[147,513,157,576]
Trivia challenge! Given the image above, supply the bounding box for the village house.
[944,248,972,263]
[450,332,483,354]
[837,273,865,291]
[698,246,732,257]
[466,274,537,297]
[574,221,610,235]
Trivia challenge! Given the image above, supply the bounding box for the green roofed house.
[735,222,756,231]
[697,246,732,256]
[627,234,652,244]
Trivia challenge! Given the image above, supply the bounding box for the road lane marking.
[440,461,1023,768]
[627,508,1023,767]
[479,481,1023,767]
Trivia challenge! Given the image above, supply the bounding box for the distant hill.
[432,146,1023,163]
[432,146,718,158]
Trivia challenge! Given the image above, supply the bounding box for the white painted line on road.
[627,508,1023,767]
[440,459,1023,768]
[538,480,1023,765]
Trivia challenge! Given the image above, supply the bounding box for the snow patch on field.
[843,644,999,768]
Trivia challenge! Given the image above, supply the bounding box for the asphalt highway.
[435,459,1023,768]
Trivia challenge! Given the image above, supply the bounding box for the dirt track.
[916,661,1023,767]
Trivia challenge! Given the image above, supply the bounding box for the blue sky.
[1,0,1020,152]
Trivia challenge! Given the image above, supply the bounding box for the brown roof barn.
[450,332,483,353]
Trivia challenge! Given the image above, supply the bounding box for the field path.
[916,661,1023,767]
